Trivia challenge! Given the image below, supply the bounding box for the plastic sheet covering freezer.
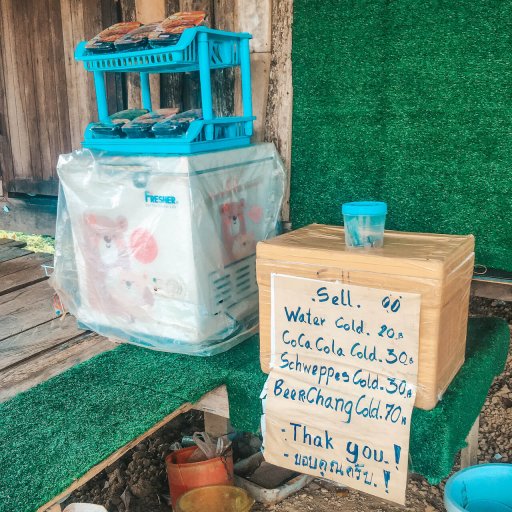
[52,143,285,355]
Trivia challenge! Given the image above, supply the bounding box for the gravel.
[65,297,512,511]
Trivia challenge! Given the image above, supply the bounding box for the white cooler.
[52,143,285,354]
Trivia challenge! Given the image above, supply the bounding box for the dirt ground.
[65,296,512,512]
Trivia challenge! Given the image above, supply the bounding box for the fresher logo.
[144,191,178,206]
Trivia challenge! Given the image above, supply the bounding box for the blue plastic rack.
[75,27,255,154]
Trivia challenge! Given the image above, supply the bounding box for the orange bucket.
[165,446,234,509]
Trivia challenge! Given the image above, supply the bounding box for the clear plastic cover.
[51,143,285,355]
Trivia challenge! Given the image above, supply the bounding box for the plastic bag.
[187,432,231,462]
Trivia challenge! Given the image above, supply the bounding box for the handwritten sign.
[263,274,421,505]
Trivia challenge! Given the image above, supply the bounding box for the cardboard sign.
[263,274,421,504]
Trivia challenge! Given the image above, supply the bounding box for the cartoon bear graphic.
[82,214,131,320]
[118,270,155,318]
[82,213,156,321]
[220,199,256,264]
[83,214,130,270]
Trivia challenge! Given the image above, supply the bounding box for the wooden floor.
[0,238,116,402]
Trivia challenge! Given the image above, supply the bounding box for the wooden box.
[256,224,475,410]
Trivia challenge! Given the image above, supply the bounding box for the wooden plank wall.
[0,0,293,221]
[265,0,293,223]
[0,0,107,196]
[243,0,294,221]
[60,0,104,154]
[0,0,71,196]
[0,18,14,198]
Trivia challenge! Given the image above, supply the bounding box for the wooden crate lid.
[257,224,475,279]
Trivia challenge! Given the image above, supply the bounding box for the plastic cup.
[341,201,387,249]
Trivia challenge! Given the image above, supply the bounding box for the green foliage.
[0,230,55,254]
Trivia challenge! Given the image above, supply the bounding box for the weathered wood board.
[0,334,115,403]
[0,251,51,280]
[0,238,26,247]
[60,0,103,150]
[0,249,114,403]
[0,314,91,372]
[0,254,52,295]
[0,196,58,236]
[0,0,70,195]
[0,279,58,340]
[265,0,293,221]
[0,22,14,191]
[0,240,32,263]
[235,53,271,141]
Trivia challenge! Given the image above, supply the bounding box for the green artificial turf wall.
[291,1,512,270]
[0,318,508,512]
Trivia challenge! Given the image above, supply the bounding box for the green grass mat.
[410,317,509,482]
[0,318,508,511]
[291,0,512,271]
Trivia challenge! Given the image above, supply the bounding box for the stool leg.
[461,415,480,468]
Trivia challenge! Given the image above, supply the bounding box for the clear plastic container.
[89,109,148,138]
[121,108,180,138]
[148,11,208,48]
[85,22,143,53]
[152,109,202,138]
[341,201,387,249]
[114,22,162,52]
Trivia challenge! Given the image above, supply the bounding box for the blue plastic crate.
[82,116,254,154]
[75,27,254,154]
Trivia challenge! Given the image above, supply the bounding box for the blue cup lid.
[342,201,387,216]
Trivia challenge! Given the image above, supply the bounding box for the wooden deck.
[0,238,116,402]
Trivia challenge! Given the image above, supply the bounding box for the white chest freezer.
[52,143,285,355]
